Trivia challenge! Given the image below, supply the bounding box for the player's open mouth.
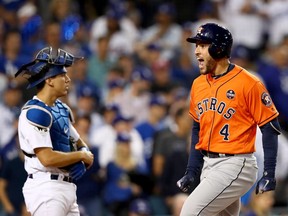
[198,58,204,68]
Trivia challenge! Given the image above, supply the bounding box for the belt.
[201,150,234,158]
[28,173,73,183]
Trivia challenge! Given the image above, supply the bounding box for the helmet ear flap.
[208,43,225,59]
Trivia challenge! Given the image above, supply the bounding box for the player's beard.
[200,57,216,75]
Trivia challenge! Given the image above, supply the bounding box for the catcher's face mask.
[15,47,83,89]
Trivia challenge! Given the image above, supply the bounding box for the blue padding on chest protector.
[27,108,52,128]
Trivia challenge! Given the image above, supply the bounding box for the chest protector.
[25,99,74,152]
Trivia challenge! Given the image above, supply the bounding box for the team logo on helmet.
[197,26,204,34]
[226,90,235,99]
[261,92,272,106]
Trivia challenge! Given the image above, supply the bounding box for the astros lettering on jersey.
[189,65,279,154]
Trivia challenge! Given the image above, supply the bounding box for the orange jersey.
[189,64,279,154]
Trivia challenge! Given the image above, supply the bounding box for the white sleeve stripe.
[270,121,281,134]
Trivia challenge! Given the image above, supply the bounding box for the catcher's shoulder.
[23,99,52,128]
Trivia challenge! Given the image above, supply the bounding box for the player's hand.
[255,171,276,194]
[80,150,94,169]
[70,161,86,181]
[177,172,195,193]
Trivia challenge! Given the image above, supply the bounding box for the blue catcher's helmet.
[187,23,233,59]
[15,47,83,89]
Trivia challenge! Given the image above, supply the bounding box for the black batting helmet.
[187,23,233,59]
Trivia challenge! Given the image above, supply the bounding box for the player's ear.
[45,78,54,87]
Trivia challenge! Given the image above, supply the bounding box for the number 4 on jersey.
[220,124,230,141]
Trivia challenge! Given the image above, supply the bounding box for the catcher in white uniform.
[15,47,94,216]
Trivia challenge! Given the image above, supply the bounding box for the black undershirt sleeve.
[259,118,281,177]
[186,121,204,176]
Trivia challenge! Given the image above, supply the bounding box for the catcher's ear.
[46,78,54,87]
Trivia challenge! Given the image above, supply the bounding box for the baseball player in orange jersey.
[177,23,281,216]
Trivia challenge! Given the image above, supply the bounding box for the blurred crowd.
[0,0,288,215]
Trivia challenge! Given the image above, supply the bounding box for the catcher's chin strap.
[22,150,36,158]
